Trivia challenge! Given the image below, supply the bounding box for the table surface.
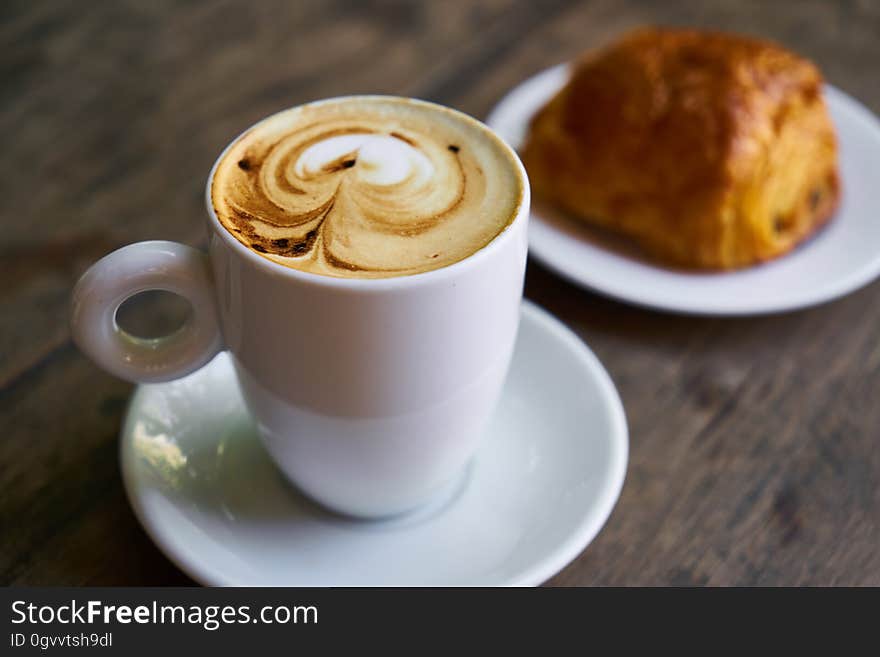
[3,0,879,586]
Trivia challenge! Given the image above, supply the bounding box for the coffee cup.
[71,96,529,518]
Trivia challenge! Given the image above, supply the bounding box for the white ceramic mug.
[71,98,530,518]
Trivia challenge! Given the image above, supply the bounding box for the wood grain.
[1,0,878,586]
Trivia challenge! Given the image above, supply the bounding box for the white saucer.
[487,64,880,315]
[120,300,628,586]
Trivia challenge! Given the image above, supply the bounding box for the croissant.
[521,27,840,269]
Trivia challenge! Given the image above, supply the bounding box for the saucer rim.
[505,300,628,586]
[486,64,880,316]
[120,300,629,586]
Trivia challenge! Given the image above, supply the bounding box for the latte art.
[294,134,434,186]
[211,97,523,278]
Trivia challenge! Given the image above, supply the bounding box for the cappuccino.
[211,96,524,278]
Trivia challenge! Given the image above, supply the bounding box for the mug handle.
[70,240,223,384]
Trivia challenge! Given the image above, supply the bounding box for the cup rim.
[204,95,530,290]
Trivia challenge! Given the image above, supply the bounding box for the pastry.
[521,27,840,269]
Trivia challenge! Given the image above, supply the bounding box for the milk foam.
[210,96,523,278]
[295,134,434,187]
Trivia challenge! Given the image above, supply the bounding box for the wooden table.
[2,0,878,586]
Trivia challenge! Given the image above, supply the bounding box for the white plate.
[487,64,880,315]
[120,301,628,586]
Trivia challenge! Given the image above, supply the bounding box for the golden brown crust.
[522,27,840,269]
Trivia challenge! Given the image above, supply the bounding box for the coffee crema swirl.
[211,97,523,278]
